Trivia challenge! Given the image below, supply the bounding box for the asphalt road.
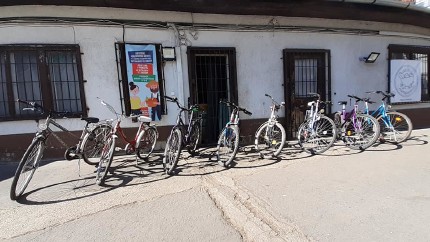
[1,129,429,241]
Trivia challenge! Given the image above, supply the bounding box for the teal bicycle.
[364,91,412,144]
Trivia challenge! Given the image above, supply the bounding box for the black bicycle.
[163,96,202,175]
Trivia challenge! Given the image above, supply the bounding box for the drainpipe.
[167,23,186,109]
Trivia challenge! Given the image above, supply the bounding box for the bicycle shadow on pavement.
[399,135,429,146]
[169,147,230,177]
[319,141,364,157]
[98,153,174,188]
[15,174,130,205]
[0,158,59,183]
[365,141,403,152]
[15,154,168,205]
[366,134,428,152]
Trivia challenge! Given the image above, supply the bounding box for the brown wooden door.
[283,49,331,140]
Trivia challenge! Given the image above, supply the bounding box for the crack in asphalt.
[202,173,311,242]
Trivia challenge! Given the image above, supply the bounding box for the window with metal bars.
[0,45,86,121]
[389,44,430,102]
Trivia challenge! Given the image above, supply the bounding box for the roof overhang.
[0,0,429,29]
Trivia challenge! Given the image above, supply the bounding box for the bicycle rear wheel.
[345,114,380,150]
[163,128,182,175]
[186,122,201,156]
[377,111,412,144]
[254,121,286,159]
[10,138,44,200]
[81,123,112,165]
[95,135,115,185]
[136,126,158,160]
[298,116,336,155]
[217,125,239,167]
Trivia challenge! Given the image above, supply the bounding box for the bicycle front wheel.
[217,125,239,167]
[377,111,412,144]
[345,114,380,150]
[81,123,112,165]
[10,138,44,200]
[163,128,182,175]
[136,126,158,160]
[298,116,336,155]
[254,122,286,159]
[95,135,115,185]
[186,122,201,156]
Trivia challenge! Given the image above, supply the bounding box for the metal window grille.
[47,51,82,113]
[0,45,86,121]
[389,45,430,102]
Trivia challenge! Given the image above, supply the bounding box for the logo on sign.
[394,65,420,97]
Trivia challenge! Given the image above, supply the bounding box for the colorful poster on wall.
[125,44,161,121]
[390,60,422,103]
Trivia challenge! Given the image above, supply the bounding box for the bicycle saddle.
[81,117,100,123]
[338,101,348,105]
[138,116,152,123]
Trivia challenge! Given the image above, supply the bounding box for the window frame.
[0,44,87,121]
[388,44,430,103]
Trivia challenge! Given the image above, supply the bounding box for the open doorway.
[188,47,238,145]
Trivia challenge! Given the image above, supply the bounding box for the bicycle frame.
[172,107,201,145]
[114,120,147,152]
[99,97,152,153]
[339,102,362,133]
[36,115,80,149]
[304,99,322,134]
[364,101,394,130]
[267,100,283,124]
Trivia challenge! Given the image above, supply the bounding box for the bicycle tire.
[10,138,44,200]
[81,123,112,166]
[186,122,201,156]
[254,121,286,159]
[298,115,336,155]
[377,111,412,144]
[345,114,380,150]
[136,126,158,160]
[95,135,115,185]
[217,125,240,167]
[163,128,182,175]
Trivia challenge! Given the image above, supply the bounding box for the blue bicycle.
[364,91,413,144]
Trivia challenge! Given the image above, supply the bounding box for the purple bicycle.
[333,95,380,150]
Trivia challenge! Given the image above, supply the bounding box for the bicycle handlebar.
[308,93,320,99]
[265,93,285,109]
[220,100,252,116]
[17,99,70,118]
[366,90,395,100]
[164,96,199,112]
[17,99,44,111]
[347,95,378,104]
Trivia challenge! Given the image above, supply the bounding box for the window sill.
[391,101,430,110]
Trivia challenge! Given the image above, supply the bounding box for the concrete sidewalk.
[1,129,429,241]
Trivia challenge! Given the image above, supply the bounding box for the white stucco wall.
[0,5,429,136]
